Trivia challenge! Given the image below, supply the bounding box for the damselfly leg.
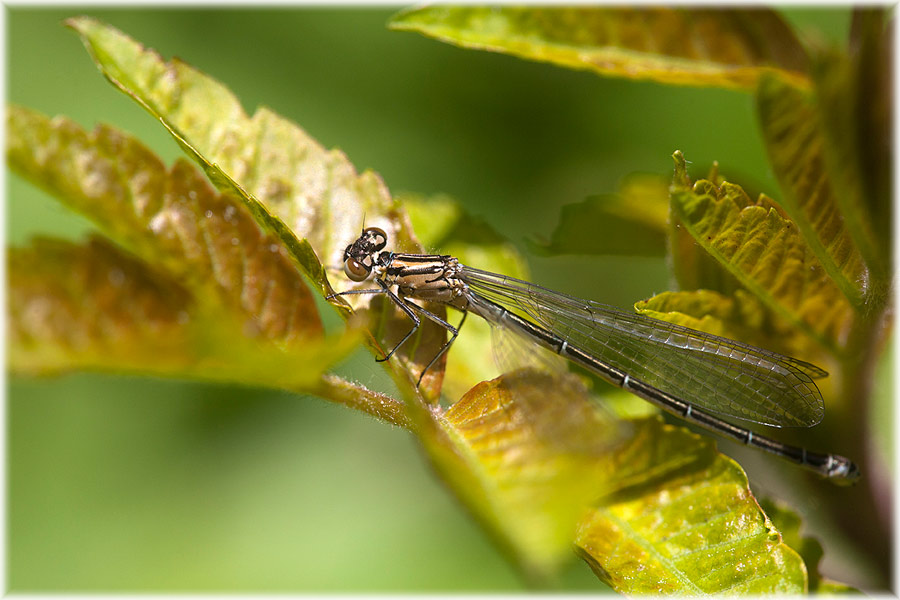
[327,285,467,385]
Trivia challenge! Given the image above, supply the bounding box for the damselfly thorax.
[378,253,471,311]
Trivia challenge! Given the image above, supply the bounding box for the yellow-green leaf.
[670,152,853,357]
[8,236,363,394]
[439,371,623,577]
[531,173,669,257]
[755,73,869,309]
[578,432,806,594]
[65,17,449,400]
[390,7,810,90]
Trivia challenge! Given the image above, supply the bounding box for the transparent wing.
[460,266,826,428]
[489,316,569,376]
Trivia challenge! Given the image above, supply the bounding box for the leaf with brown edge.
[7,105,323,349]
[65,16,448,401]
[8,236,364,395]
[669,152,853,358]
[9,236,193,375]
[531,173,669,258]
[390,7,810,90]
[668,162,745,294]
[755,73,869,309]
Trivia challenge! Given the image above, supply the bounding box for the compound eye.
[343,256,371,282]
[365,227,388,251]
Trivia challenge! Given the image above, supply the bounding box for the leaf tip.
[63,15,100,36]
[671,150,690,188]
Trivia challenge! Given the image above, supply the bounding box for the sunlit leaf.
[578,429,807,594]
[531,173,669,258]
[755,73,869,309]
[390,7,809,90]
[65,16,417,273]
[669,163,745,293]
[8,236,362,393]
[416,370,635,580]
[669,152,853,358]
[66,17,448,399]
[7,105,323,347]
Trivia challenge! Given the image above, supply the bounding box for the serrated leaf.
[8,236,362,393]
[668,163,746,294]
[755,73,870,309]
[66,16,449,400]
[390,7,809,90]
[7,105,323,348]
[670,152,853,357]
[531,173,669,258]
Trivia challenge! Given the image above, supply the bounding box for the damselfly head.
[342,227,388,282]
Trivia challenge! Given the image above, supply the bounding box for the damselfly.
[329,227,859,483]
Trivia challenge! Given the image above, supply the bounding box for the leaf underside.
[755,73,868,309]
[390,7,809,90]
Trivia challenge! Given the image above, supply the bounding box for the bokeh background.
[7,7,865,592]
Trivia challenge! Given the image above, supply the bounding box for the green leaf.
[578,433,806,594]
[390,7,809,90]
[8,236,362,394]
[758,498,858,593]
[413,369,806,591]
[65,16,449,400]
[531,173,669,257]
[65,15,416,279]
[755,73,869,309]
[811,19,891,286]
[669,152,853,358]
[668,163,745,294]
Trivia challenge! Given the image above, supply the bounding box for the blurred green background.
[7,7,853,591]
